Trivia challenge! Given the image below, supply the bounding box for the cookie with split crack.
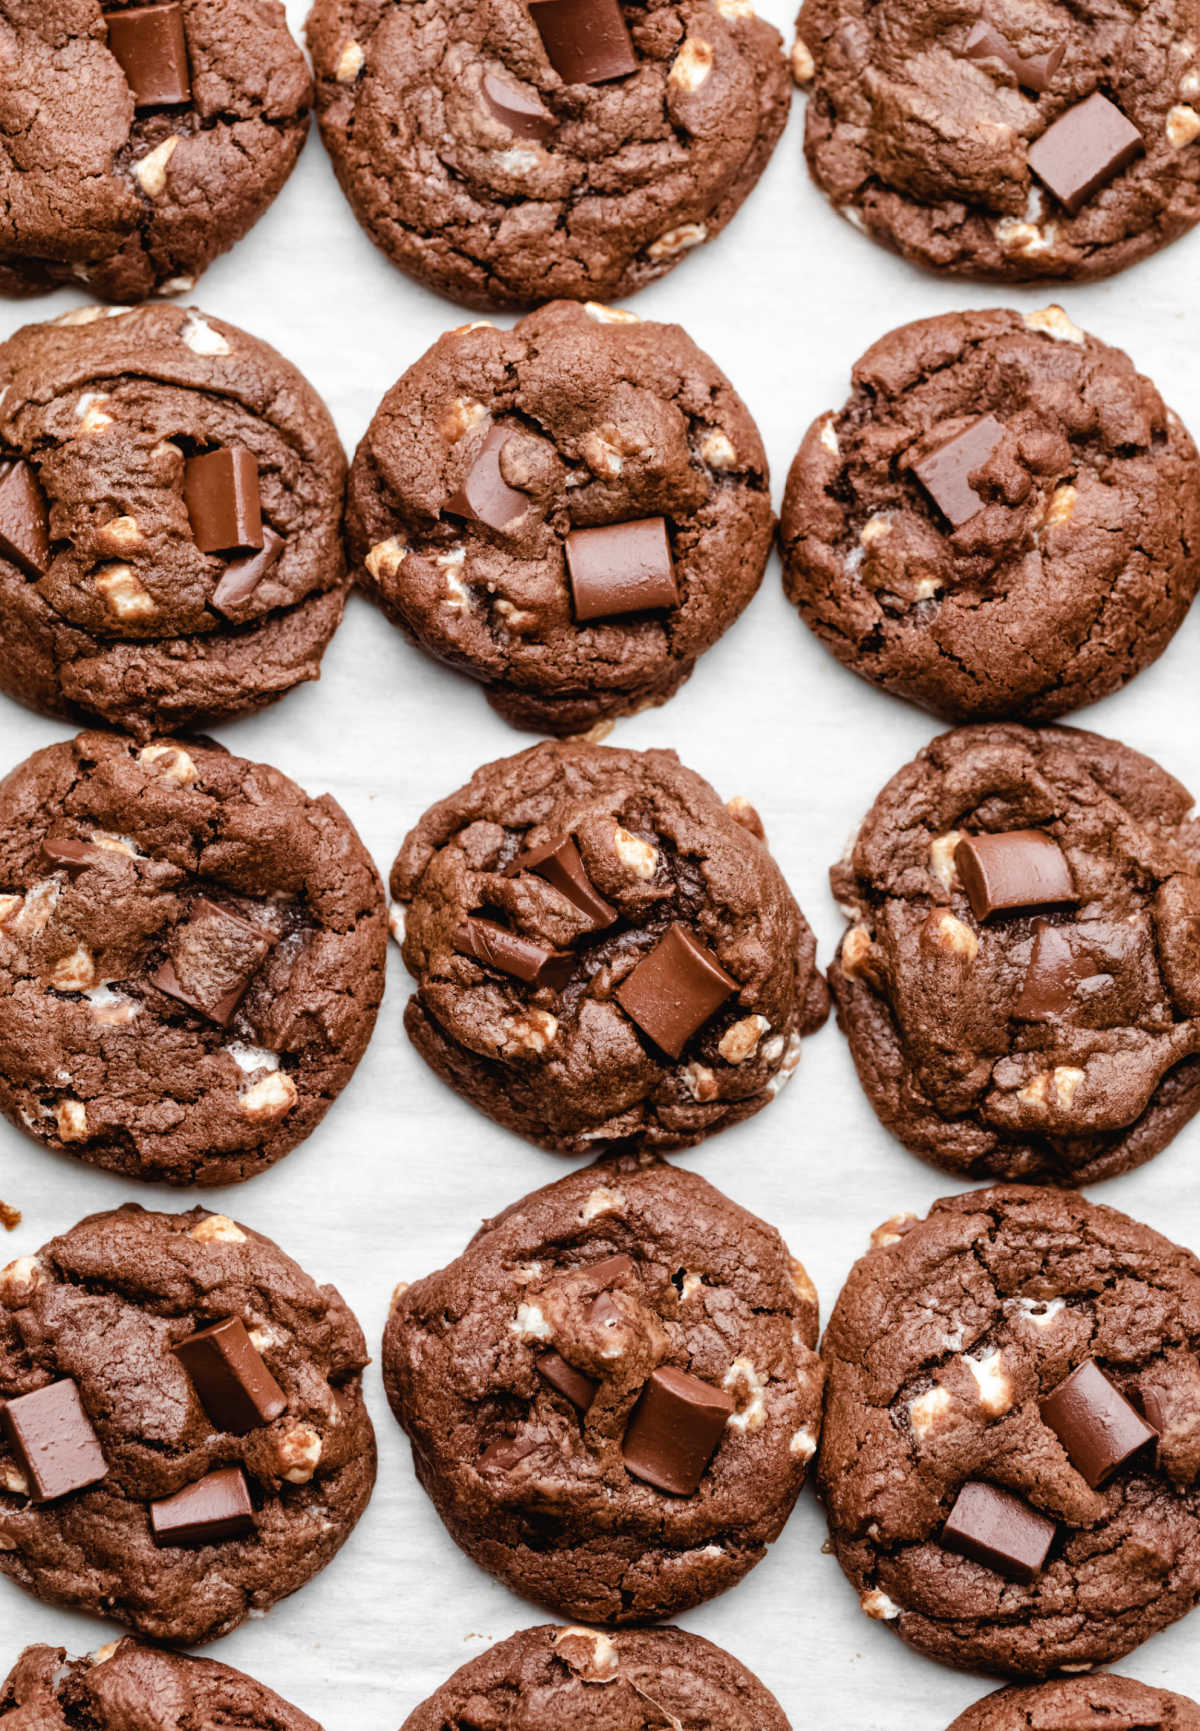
[947,1675,1200,1731]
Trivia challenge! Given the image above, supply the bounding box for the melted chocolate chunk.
[528,0,637,84]
[911,416,1005,528]
[151,898,274,1026]
[454,915,574,989]
[444,426,529,530]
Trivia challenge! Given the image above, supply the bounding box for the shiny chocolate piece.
[150,1466,255,1547]
[537,1350,597,1412]
[0,1379,107,1502]
[212,526,284,615]
[173,1317,287,1434]
[444,426,528,530]
[151,898,274,1026]
[482,69,556,140]
[1040,1360,1157,1487]
[584,1253,635,1286]
[1028,92,1144,215]
[964,21,1063,93]
[511,833,616,930]
[478,1435,538,1473]
[528,0,636,84]
[941,1481,1055,1580]
[565,516,678,622]
[41,835,101,876]
[185,448,264,555]
[103,3,192,106]
[621,1364,733,1494]
[615,922,736,1058]
[0,460,50,578]
[1014,920,1086,1018]
[911,415,1005,528]
[955,830,1075,921]
[454,915,574,989]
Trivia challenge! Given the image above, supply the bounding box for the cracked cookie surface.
[391,739,828,1155]
[383,1156,823,1624]
[0,304,349,738]
[348,300,772,735]
[0,729,387,1185]
[305,0,789,308]
[779,308,1200,723]
[948,1675,1200,1731]
[819,1186,1200,1677]
[0,1204,375,1645]
[830,723,1200,1185]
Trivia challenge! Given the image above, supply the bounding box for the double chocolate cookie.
[348,301,772,735]
[0,1204,375,1644]
[780,308,1200,722]
[402,1625,791,1731]
[830,723,1200,1186]
[391,739,828,1154]
[819,1186,1200,1677]
[306,0,790,307]
[384,1156,824,1623]
[2,1639,321,1730]
[0,0,310,302]
[0,303,349,738]
[794,0,1200,280]
[0,729,387,1185]
[949,1676,1200,1731]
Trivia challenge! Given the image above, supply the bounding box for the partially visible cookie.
[1,1639,321,1730]
[348,301,772,735]
[0,729,387,1186]
[384,1156,824,1624]
[780,307,1200,722]
[0,304,349,738]
[948,1675,1200,1731]
[830,723,1200,1185]
[391,739,828,1154]
[0,1204,375,1645]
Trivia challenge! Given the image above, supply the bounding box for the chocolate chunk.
[211,526,284,615]
[0,461,50,578]
[941,1481,1055,1580]
[1040,1360,1157,1487]
[184,448,264,555]
[1014,921,1086,1018]
[955,830,1076,921]
[622,1365,733,1494]
[1028,92,1144,214]
[537,1351,597,1412]
[615,922,736,1058]
[454,915,574,990]
[964,21,1063,93]
[481,69,556,140]
[173,1317,287,1434]
[41,835,101,876]
[444,426,528,530]
[911,416,1005,528]
[0,1380,107,1502]
[511,833,615,930]
[528,0,637,84]
[584,1253,635,1287]
[565,517,679,622]
[151,898,274,1026]
[103,3,192,106]
[150,1466,255,1546]
[478,1435,538,1473]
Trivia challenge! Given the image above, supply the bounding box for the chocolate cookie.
[0,0,310,303]
[0,303,349,739]
[948,1675,1200,1731]
[383,1156,824,1623]
[0,1203,375,1644]
[2,1639,321,1731]
[830,723,1200,1186]
[401,1625,791,1731]
[794,0,1200,281]
[819,1185,1200,1677]
[0,729,387,1186]
[305,0,790,308]
[780,307,1200,723]
[390,739,828,1154]
[348,301,772,735]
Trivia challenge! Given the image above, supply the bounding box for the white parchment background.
[2,5,1200,1723]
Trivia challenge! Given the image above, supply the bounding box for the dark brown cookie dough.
[348,301,772,735]
[1,1639,321,1731]
[794,0,1200,281]
[819,1186,1200,1678]
[384,1156,824,1624]
[305,0,790,309]
[0,0,311,303]
[780,308,1200,723]
[0,303,349,739]
[829,723,1200,1186]
[401,1624,792,1731]
[0,729,387,1186]
[0,1204,375,1645]
[948,1675,1200,1731]
[391,739,828,1154]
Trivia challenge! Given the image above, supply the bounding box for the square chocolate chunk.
[151,898,274,1026]
[1040,1360,1157,1487]
[528,0,636,84]
[565,517,678,622]
[941,1481,1055,1580]
[911,417,1005,528]
[150,1466,255,1546]
[1,1380,107,1501]
[622,1365,733,1493]
[0,461,50,578]
[103,3,191,106]
[1028,93,1144,214]
[173,1317,287,1435]
[615,923,736,1058]
[185,448,264,555]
